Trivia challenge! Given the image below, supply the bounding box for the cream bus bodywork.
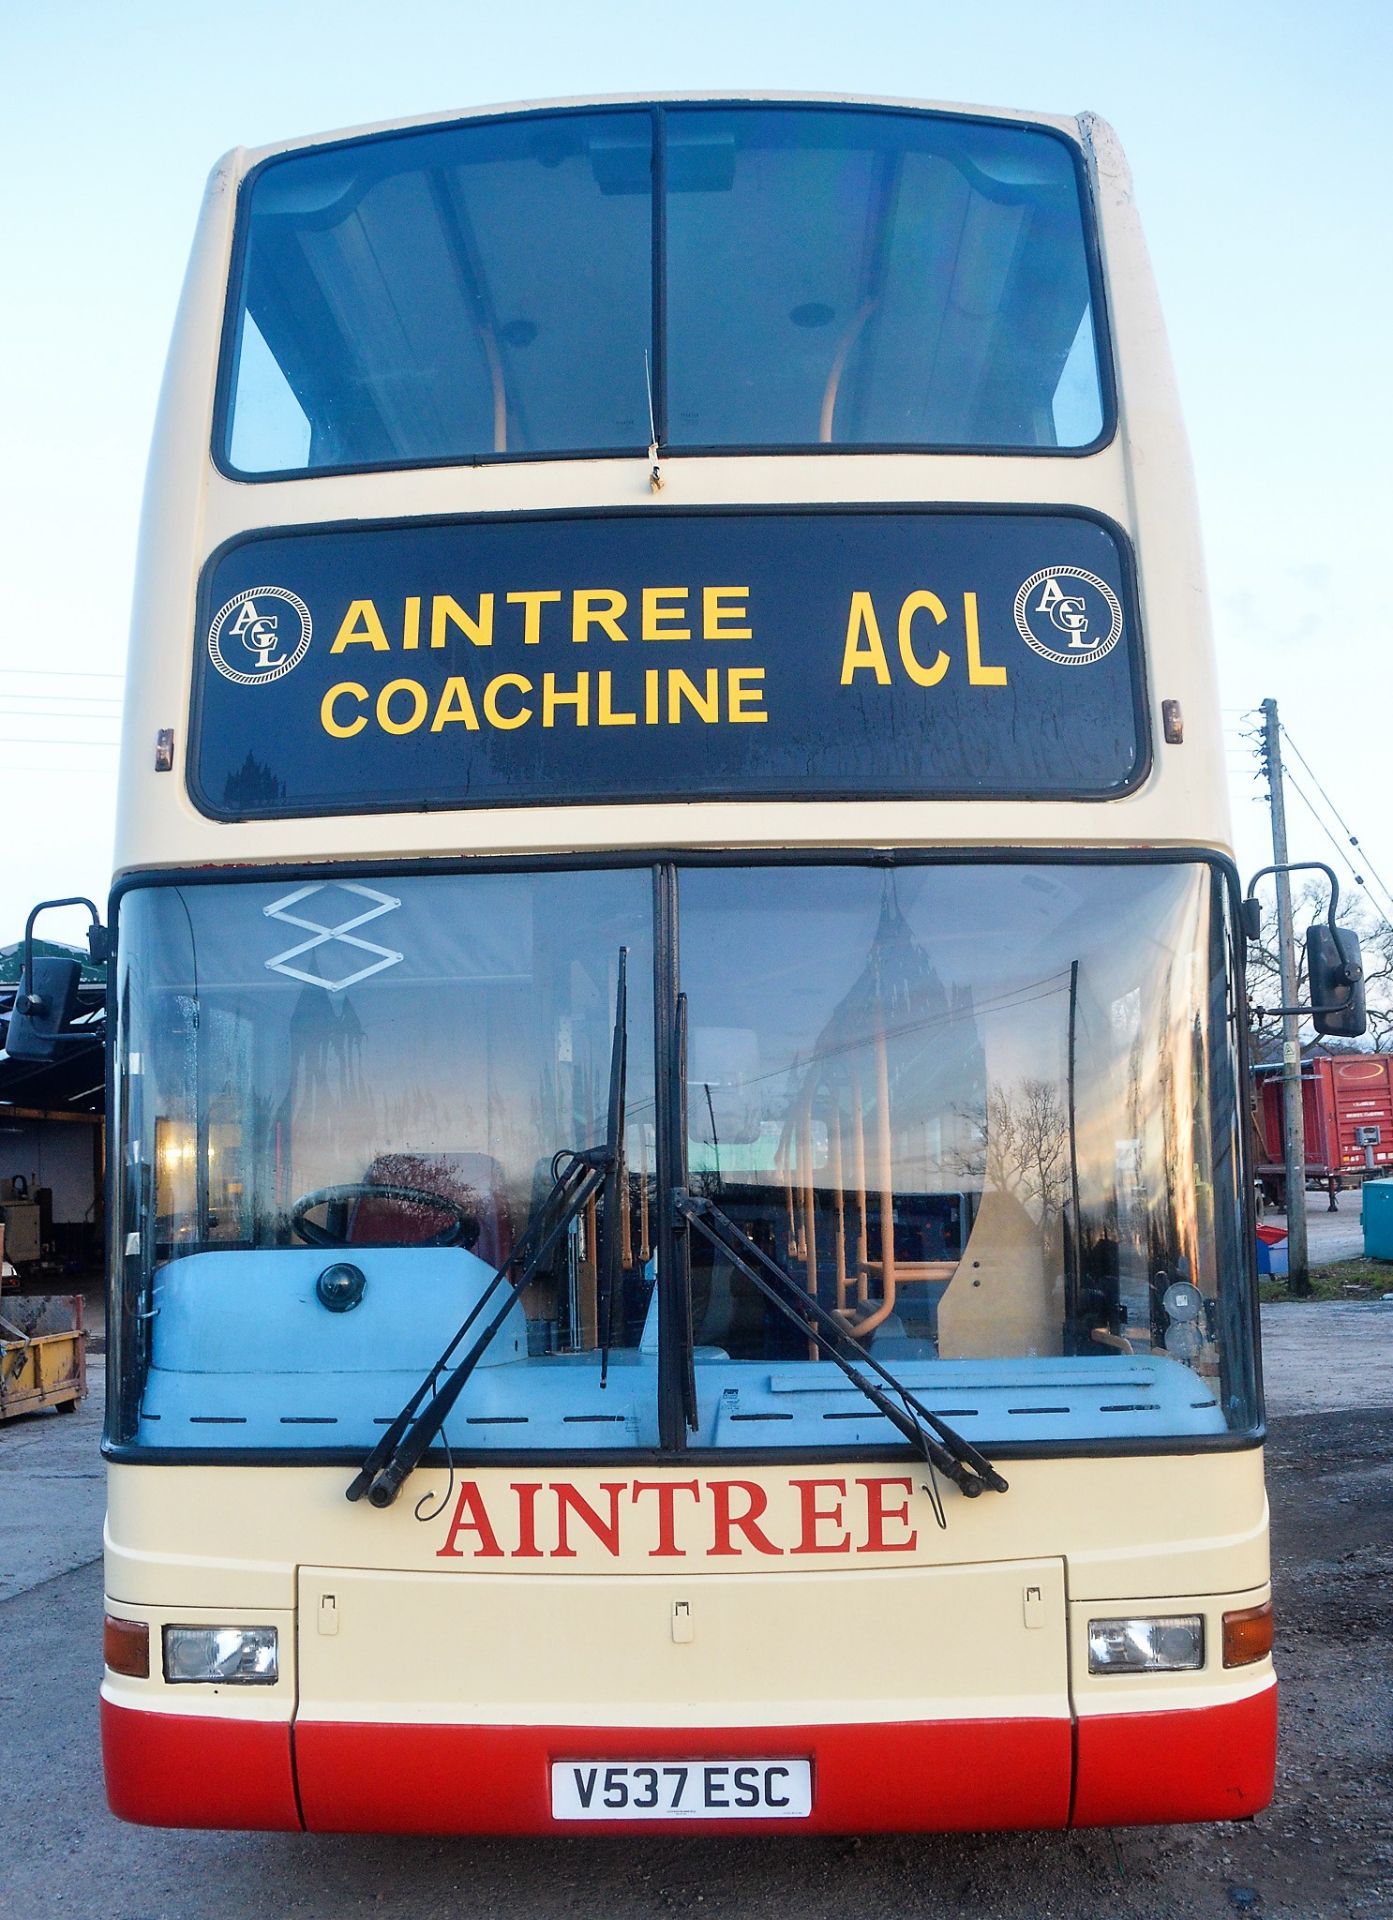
[114,97,1226,878]
[102,96,1271,1835]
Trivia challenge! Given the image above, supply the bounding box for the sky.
[1,0,1390,946]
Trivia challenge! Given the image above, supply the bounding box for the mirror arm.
[1251,1003,1356,1020]
[1243,860,1341,938]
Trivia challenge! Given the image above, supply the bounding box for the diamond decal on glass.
[263,882,403,990]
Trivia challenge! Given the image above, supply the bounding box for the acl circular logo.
[1013,567,1123,666]
[208,587,312,686]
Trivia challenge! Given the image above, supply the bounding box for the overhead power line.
[0,693,121,710]
[1281,724,1393,922]
[0,735,120,749]
[1282,768,1393,932]
[0,710,120,723]
[0,667,123,680]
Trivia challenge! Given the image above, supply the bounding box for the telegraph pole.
[1262,698,1310,1295]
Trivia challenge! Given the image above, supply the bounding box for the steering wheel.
[290,1183,479,1250]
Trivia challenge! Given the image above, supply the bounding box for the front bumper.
[101,1684,1276,1834]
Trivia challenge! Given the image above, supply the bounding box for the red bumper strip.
[101,1698,302,1830]
[295,1717,1072,1835]
[1072,1685,1277,1827]
[102,1687,1277,1835]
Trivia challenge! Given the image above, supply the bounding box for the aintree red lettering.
[709,1479,783,1557]
[435,1481,504,1559]
[857,1476,918,1552]
[552,1482,627,1558]
[511,1482,545,1558]
[631,1479,701,1557]
[789,1477,852,1554]
[434,1475,928,1560]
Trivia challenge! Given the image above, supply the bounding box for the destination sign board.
[188,507,1146,819]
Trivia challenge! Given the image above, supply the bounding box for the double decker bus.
[99,93,1275,1834]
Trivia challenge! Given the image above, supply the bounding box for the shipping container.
[1254,1054,1393,1201]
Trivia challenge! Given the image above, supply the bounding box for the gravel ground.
[1,1315,1389,1919]
[1261,1301,1393,1414]
[1263,1201,1371,1267]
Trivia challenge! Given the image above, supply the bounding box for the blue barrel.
[1362,1179,1393,1260]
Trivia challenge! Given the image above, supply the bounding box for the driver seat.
[348,1152,514,1268]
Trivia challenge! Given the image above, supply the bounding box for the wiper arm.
[347,1147,608,1507]
[599,949,628,1388]
[349,947,629,1510]
[674,1190,1008,1507]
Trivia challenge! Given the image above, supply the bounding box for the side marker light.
[1222,1601,1274,1667]
[104,1613,150,1678]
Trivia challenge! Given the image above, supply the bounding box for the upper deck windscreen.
[221,104,1108,474]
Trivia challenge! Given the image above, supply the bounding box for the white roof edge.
[239,90,1086,170]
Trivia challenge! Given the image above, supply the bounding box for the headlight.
[1087,1615,1205,1673]
[162,1625,278,1684]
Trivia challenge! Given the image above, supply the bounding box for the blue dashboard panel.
[697,1355,1227,1447]
[146,1246,525,1375]
[136,1247,658,1450]
[136,1249,1224,1451]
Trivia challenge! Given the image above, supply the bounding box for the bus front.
[102,96,1274,1834]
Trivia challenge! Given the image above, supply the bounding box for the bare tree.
[953,1078,1071,1221]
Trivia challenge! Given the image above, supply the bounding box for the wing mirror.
[1242,862,1367,1039]
[3,897,108,1062]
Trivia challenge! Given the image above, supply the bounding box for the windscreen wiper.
[674,1190,1008,1506]
[348,948,628,1510]
[598,949,628,1388]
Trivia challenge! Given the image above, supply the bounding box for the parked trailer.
[1254,1055,1393,1203]
[0,1294,86,1419]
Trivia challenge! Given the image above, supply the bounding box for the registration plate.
[551,1758,813,1820]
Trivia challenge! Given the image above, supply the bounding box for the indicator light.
[1223,1601,1274,1667]
[103,1614,150,1678]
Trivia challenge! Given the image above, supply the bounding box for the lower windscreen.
[188,508,1145,818]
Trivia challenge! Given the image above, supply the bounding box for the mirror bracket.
[4,896,108,1061]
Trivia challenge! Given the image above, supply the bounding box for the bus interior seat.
[936,1185,1064,1358]
[350,1152,514,1268]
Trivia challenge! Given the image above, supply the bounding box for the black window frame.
[102,846,1262,1470]
[211,99,1118,482]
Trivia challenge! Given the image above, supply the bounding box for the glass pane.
[677,862,1253,1447]
[114,872,656,1451]
[225,112,653,471]
[664,107,1103,449]
[227,313,312,471]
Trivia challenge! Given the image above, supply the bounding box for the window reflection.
[114,861,1253,1455]
[228,112,654,470]
[678,863,1252,1438]
[223,104,1105,472]
[665,108,1102,449]
[118,872,657,1451]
